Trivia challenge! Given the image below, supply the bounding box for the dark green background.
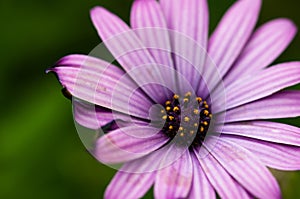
[0,0,299,198]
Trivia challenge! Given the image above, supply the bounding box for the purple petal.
[223,135,300,171]
[208,0,261,78]
[188,153,215,199]
[225,18,297,86]
[105,161,155,199]
[90,6,170,103]
[216,62,300,112]
[130,0,177,91]
[50,54,153,119]
[208,137,281,199]
[225,90,300,122]
[160,0,209,92]
[220,121,300,146]
[154,150,193,199]
[73,99,113,129]
[94,126,168,164]
[160,0,209,48]
[195,147,251,198]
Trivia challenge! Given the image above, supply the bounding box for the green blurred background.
[0,0,300,198]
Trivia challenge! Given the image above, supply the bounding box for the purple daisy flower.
[48,0,300,198]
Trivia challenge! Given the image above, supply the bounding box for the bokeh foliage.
[0,0,299,198]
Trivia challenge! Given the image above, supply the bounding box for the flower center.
[161,92,212,147]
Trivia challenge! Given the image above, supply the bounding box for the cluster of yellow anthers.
[160,92,212,141]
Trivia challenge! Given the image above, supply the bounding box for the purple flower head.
[48,0,300,198]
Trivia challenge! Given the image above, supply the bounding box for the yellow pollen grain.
[179,127,184,131]
[168,116,174,121]
[185,92,192,97]
[196,97,202,102]
[166,106,171,111]
[200,126,204,132]
[165,101,171,106]
[160,109,165,114]
[162,115,167,120]
[203,101,207,105]
[180,132,184,137]
[193,109,199,114]
[169,125,173,130]
[194,123,198,127]
[173,106,180,112]
[173,94,179,100]
[203,121,208,126]
[204,110,209,116]
[204,105,209,109]
[184,117,190,122]
[209,114,213,118]
[183,98,189,103]
[190,130,195,135]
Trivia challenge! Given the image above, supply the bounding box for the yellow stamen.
[204,105,209,109]
[196,97,202,102]
[185,92,192,97]
[203,121,208,126]
[166,106,171,111]
[162,115,167,120]
[183,98,189,103]
[204,110,209,115]
[169,125,173,130]
[193,109,199,114]
[173,94,179,100]
[200,126,204,132]
[165,101,171,106]
[184,117,190,122]
[173,106,180,112]
[203,101,207,105]
[168,116,174,121]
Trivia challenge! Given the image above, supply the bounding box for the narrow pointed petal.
[104,161,155,199]
[90,7,170,102]
[130,0,176,90]
[188,153,215,199]
[223,135,300,171]
[208,0,261,78]
[225,19,297,86]
[225,91,300,122]
[221,121,300,146]
[94,126,168,164]
[154,150,193,199]
[195,147,251,199]
[160,0,209,91]
[208,137,281,199]
[50,54,153,119]
[160,0,209,48]
[217,62,300,112]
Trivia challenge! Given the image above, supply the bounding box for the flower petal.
[208,137,281,199]
[223,135,300,171]
[130,0,177,91]
[104,161,155,199]
[217,62,300,111]
[208,0,261,78]
[225,18,297,86]
[220,121,300,146]
[188,153,215,199]
[94,126,168,164]
[194,147,251,199]
[154,150,193,199]
[225,90,300,122]
[160,0,209,48]
[160,0,209,91]
[49,54,153,119]
[90,6,170,103]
